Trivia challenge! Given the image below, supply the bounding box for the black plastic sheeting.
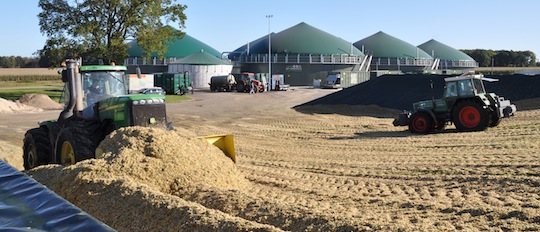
[0,161,114,231]
[295,74,540,111]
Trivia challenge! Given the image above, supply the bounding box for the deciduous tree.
[38,0,186,66]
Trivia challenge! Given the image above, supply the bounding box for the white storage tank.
[167,50,233,88]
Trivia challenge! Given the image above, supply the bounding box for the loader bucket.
[201,134,236,163]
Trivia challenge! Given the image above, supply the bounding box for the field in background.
[0,68,59,76]
[475,66,540,75]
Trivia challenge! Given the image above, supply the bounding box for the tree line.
[0,56,41,68]
[460,49,537,67]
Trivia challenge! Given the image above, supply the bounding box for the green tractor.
[22,59,172,170]
[393,73,516,133]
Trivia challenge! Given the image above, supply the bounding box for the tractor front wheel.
[23,128,50,170]
[408,112,434,134]
[453,100,489,131]
[489,109,501,127]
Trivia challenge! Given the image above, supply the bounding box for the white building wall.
[167,64,233,88]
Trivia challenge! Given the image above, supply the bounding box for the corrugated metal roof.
[247,22,363,56]
[173,50,230,65]
[127,34,221,58]
[354,31,432,59]
[418,39,475,61]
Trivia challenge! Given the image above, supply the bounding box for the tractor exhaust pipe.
[58,60,78,122]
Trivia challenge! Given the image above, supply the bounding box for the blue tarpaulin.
[0,161,114,231]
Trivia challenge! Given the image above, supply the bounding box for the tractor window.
[445,82,458,97]
[82,71,127,109]
[472,78,486,94]
[457,79,474,96]
[83,72,126,97]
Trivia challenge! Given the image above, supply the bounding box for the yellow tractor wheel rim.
[60,141,76,165]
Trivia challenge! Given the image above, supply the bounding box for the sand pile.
[17,93,63,110]
[0,97,42,114]
[26,127,273,231]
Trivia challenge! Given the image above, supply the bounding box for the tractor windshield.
[472,78,486,94]
[82,71,126,107]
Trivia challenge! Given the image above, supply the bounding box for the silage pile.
[17,93,63,110]
[296,74,540,112]
[0,97,42,114]
[0,142,23,170]
[27,127,278,231]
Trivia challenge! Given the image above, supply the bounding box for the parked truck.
[393,72,516,133]
[209,74,237,92]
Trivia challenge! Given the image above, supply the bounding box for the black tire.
[489,109,501,127]
[452,100,490,132]
[408,111,434,134]
[23,128,51,170]
[56,119,105,165]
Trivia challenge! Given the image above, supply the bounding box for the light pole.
[266,14,273,91]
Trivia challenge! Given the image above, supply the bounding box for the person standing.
[250,81,256,94]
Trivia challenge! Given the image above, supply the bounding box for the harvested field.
[0,68,58,76]
[1,76,539,231]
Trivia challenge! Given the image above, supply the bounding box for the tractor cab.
[443,74,488,99]
[79,65,128,118]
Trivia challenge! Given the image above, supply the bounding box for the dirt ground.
[1,88,539,231]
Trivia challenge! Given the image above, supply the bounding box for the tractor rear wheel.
[453,100,489,131]
[408,112,434,134]
[56,119,105,165]
[23,128,50,170]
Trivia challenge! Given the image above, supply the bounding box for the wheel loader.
[392,72,516,133]
[23,59,235,170]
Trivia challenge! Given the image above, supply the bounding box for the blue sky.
[1,0,539,62]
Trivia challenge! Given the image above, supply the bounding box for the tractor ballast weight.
[393,73,516,133]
